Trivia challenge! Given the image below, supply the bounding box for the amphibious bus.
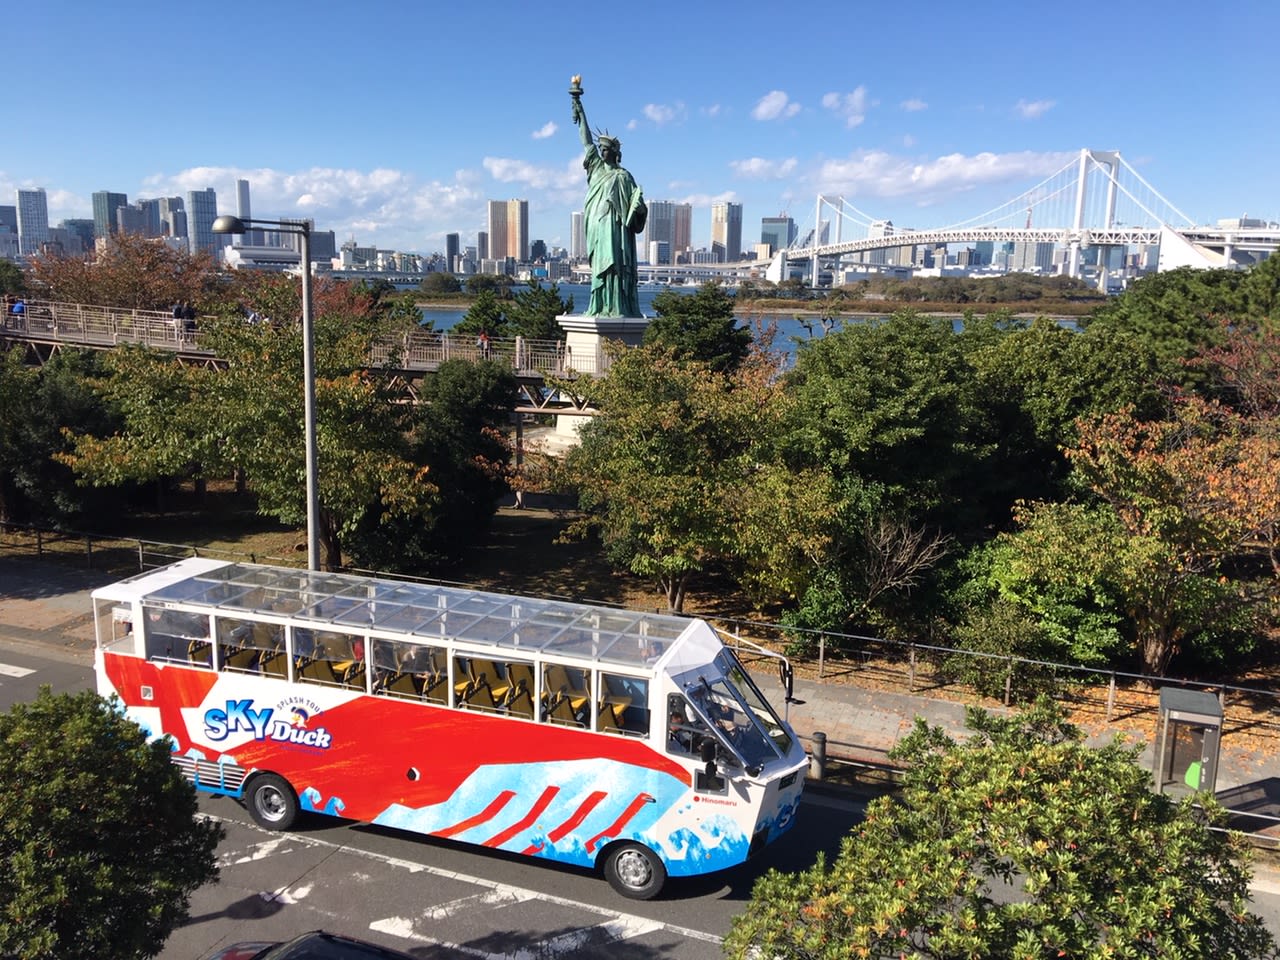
[92,558,807,899]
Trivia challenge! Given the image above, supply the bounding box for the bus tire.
[603,842,666,900]
[245,773,300,831]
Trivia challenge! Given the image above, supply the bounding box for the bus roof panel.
[123,561,699,669]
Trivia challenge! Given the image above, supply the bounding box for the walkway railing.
[1,299,614,377]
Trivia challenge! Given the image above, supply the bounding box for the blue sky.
[7,1,1277,255]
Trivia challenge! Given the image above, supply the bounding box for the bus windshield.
[686,673,779,770]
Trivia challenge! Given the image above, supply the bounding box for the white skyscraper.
[16,188,50,256]
[710,201,743,262]
[570,211,585,260]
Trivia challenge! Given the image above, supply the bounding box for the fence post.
[85,535,93,569]
[909,644,916,691]
[1106,672,1116,722]
[137,541,144,571]
[817,632,826,680]
[809,731,827,781]
[36,528,43,556]
[1004,660,1013,706]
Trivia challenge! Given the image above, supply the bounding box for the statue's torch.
[569,74,583,122]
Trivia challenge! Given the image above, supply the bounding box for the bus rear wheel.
[245,773,300,830]
[603,842,666,900]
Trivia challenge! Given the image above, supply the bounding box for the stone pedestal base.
[552,313,650,446]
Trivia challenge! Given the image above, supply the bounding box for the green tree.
[644,282,752,373]
[561,346,781,611]
[0,347,125,525]
[419,272,462,296]
[0,688,223,960]
[726,699,1274,960]
[452,288,507,338]
[0,259,25,296]
[60,292,439,570]
[465,273,511,296]
[504,281,573,341]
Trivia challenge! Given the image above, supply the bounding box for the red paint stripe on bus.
[585,792,653,853]
[436,789,516,838]
[547,790,609,843]
[483,785,560,848]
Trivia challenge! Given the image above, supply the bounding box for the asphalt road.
[0,645,863,959]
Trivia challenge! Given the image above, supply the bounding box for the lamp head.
[211,215,247,235]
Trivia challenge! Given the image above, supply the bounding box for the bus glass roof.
[139,562,691,669]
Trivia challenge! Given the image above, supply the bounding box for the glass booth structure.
[1154,687,1223,796]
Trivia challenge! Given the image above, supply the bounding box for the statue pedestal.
[551,313,649,447]
[555,313,649,375]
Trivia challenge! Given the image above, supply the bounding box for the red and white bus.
[92,558,807,899]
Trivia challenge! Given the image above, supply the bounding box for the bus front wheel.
[603,842,666,900]
[245,773,300,831]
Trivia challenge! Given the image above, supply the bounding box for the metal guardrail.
[0,298,615,377]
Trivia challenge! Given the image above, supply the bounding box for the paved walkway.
[3,554,1279,835]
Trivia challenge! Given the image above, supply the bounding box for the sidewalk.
[4,554,1280,837]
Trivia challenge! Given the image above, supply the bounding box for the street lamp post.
[212,215,321,571]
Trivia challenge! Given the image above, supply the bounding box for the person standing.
[570,76,647,318]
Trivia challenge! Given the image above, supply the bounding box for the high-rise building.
[1010,241,1055,273]
[159,197,185,239]
[16,188,50,256]
[487,199,529,262]
[0,205,16,234]
[710,201,743,262]
[92,191,128,239]
[570,212,585,260]
[61,219,95,253]
[186,188,219,255]
[477,231,488,261]
[446,233,460,272]
[640,201,692,265]
[760,216,796,256]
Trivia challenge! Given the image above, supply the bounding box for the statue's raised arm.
[568,75,647,318]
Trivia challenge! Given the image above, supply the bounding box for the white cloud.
[822,87,872,128]
[531,121,557,140]
[642,102,685,126]
[729,156,799,180]
[814,149,1077,204]
[1015,98,1056,119]
[702,103,721,118]
[901,98,928,112]
[752,90,800,121]
[902,134,917,148]
[482,156,580,191]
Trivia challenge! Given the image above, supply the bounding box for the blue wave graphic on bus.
[357,758,753,875]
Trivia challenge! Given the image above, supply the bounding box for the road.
[0,644,862,959]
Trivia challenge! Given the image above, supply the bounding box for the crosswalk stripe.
[0,663,36,678]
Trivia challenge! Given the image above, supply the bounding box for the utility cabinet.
[1154,687,1223,796]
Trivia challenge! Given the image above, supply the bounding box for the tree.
[0,259,25,296]
[0,688,223,960]
[644,282,752,373]
[504,281,572,341]
[726,699,1274,960]
[0,347,125,525]
[452,288,507,338]
[60,289,440,570]
[28,232,221,310]
[1066,397,1280,674]
[419,272,462,296]
[561,346,783,611]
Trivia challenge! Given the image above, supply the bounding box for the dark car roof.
[232,931,417,960]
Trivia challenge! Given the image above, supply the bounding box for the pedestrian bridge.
[0,299,609,416]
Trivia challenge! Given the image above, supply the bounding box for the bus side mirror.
[699,738,716,765]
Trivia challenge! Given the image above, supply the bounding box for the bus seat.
[422,673,448,704]
[189,639,213,667]
[545,664,589,711]
[597,701,622,733]
[507,687,534,720]
[260,651,288,678]
[507,662,535,699]
[469,658,511,703]
[383,671,419,698]
[298,657,339,685]
[546,695,581,727]
[463,680,499,712]
[223,646,260,672]
[343,662,366,691]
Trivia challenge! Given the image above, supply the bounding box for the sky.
[6,1,1278,257]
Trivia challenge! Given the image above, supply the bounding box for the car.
[202,930,418,960]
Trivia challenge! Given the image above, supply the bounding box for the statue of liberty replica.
[570,76,647,318]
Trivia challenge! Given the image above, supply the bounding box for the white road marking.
[0,663,35,678]
[208,814,724,950]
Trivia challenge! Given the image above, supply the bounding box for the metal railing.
[1,298,616,377]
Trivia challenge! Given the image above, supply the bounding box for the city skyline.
[4,3,1277,257]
